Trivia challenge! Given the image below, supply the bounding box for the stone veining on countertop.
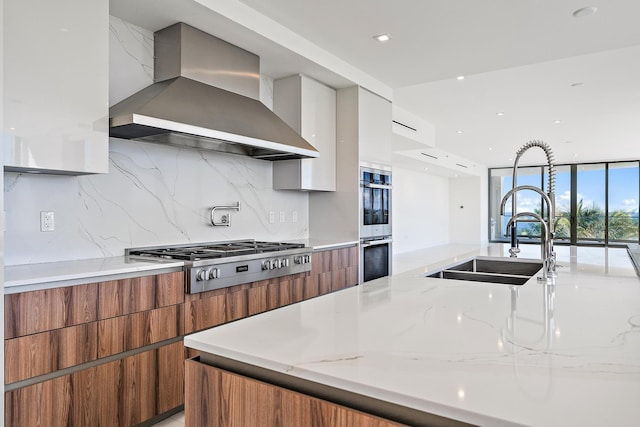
[186,245,640,427]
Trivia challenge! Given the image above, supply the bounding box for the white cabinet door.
[3,0,109,175]
[273,75,336,191]
[358,88,392,166]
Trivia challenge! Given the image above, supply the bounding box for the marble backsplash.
[3,16,308,265]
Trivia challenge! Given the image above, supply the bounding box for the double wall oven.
[360,166,393,283]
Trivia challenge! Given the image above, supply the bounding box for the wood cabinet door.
[185,360,403,427]
[5,343,185,427]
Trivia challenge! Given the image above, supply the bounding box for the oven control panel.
[187,252,313,294]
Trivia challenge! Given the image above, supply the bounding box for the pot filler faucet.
[499,140,557,283]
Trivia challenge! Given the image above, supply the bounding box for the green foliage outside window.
[520,199,638,241]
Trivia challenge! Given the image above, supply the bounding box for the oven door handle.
[361,183,393,190]
[361,238,393,248]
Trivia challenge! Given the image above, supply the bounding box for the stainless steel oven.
[360,166,392,239]
[360,166,392,282]
[360,237,393,283]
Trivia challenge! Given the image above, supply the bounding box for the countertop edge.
[627,244,640,276]
[4,257,185,293]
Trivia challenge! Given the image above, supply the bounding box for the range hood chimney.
[109,23,319,160]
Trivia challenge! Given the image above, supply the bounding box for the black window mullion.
[570,164,578,245]
[604,163,609,246]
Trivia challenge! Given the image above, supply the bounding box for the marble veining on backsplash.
[3,16,304,265]
[4,140,309,265]
[108,15,153,106]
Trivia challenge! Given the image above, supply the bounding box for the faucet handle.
[508,246,520,258]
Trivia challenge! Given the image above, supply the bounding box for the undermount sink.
[426,257,543,285]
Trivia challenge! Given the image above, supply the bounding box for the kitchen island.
[184,244,640,427]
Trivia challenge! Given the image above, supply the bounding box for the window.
[608,162,639,242]
[489,161,640,247]
[576,164,606,243]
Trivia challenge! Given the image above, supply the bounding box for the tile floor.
[153,411,185,426]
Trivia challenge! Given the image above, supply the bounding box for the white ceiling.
[110,0,640,170]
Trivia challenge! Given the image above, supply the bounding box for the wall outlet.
[269,211,275,224]
[279,211,285,223]
[292,210,298,223]
[40,211,55,232]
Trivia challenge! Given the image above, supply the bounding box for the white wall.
[3,16,309,265]
[448,172,489,244]
[392,166,450,254]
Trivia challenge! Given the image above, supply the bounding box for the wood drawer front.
[98,271,184,319]
[184,293,226,334]
[4,284,98,339]
[303,275,320,299]
[5,322,98,384]
[5,341,185,427]
[185,360,403,427]
[157,341,186,414]
[98,305,183,358]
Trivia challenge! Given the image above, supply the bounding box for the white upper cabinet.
[273,74,336,191]
[3,0,109,175]
[356,88,392,166]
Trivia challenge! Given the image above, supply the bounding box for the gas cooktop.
[125,240,312,294]
[126,240,306,261]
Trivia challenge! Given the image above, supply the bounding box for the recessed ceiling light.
[456,130,464,134]
[424,167,429,171]
[572,6,597,18]
[553,119,562,124]
[564,140,573,144]
[456,75,465,80]
[488,147,493,151]
[496,112,505,116]
[373,33,391,42]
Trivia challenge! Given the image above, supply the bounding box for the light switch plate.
[269,211,275,224]
[279,211,285,223]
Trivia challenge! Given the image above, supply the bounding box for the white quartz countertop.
[4,256,184,293]
[285,238,359,251]
[185,244,640,427]
[2,240,353,293]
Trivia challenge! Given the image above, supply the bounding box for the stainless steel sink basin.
[426,257,543,285]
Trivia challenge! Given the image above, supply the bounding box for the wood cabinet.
[185,246,358,335]
[4,246,357,425]
[2,0,109,175]
[273,74,337,191]
[4,271,185,426]
[5,341,185,427]
[185,359,403,427]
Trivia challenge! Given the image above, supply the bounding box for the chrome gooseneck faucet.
[500,140,557,282]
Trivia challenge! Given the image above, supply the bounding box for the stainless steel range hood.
[109,23,319,160]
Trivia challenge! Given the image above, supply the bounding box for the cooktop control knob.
[270,259,278,269]
[196,269,208,281]
[279,258,289,268]
[208,268,219,279]
[261,260,271,271]
[295,255,311,264]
